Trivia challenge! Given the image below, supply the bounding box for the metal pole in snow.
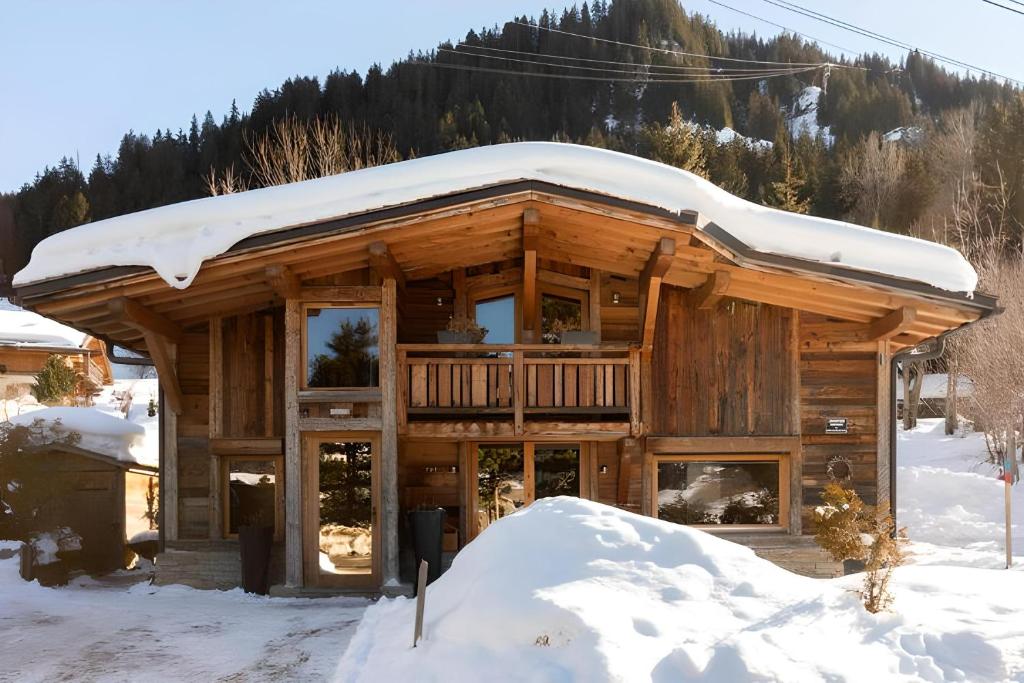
[1006,427,1016,569]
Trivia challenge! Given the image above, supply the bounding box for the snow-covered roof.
[0,298,88,349]
[14,142,977,293]
[4,378,157,471]
[897,373,974,400]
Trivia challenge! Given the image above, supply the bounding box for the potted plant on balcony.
[437,317,487,344]
[238,510,274,595]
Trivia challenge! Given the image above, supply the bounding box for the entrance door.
[469,442,583,539]
[303,432,380,588]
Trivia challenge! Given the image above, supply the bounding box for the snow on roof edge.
[13,142,979,294]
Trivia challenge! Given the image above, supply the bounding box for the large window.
[541,293,584,343]
[475,294,516,344]
[533,444,581,499]
[222,456,283,540]
[305,306,379,388]
[655,455,787,528]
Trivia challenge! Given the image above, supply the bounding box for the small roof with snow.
[0,298,88,349]
[14,142,978,294]
[6,406,154,468]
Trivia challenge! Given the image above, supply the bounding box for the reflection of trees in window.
[228,460,276,532]
[534,446,579,499]
[477,445,524,523]
[657,461,779,525]
[319,443,372,529]
[541,294,583,343]
[307,312,379,387]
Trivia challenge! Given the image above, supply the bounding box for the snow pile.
[15,142,976,293]
[337,497,1024,682]
[884,126,924,144]
[715,126,773,151]
[7,406,148,466]
[898,418,1024,569]
[787,86,835,146]
[0,298,87,349]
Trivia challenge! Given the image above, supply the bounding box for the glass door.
[304,433,379,587]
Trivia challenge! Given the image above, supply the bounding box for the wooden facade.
[13,182,994,591]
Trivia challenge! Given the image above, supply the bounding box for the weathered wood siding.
[220,310,284,437]
[176,327,210,540]
[799,314,880,532]
[650,287,797,436]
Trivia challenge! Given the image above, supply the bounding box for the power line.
[447,44,822,75]
[980,0,1024,15]
[510,19,858,68]
[418,59,821,84]
[759,0,1024,85]
[703,0,863,58]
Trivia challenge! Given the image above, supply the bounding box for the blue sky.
[2,0,1021,192]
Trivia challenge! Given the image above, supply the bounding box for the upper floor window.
[305,306,380,388]
[475,294,516,344]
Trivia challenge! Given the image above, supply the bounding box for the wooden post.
[522,208,539,339]
[1006,426,1015,569]
[284,299,302,586]
[452,268,467,320]
[264,315,275,437]
[640,445,653,517]
[161,344,179,542]
[413,559,428,647]
[381,279,400,585]
[589,270,602,340]
[209,317,223,540]
[628,347,642,437]
[789,311,802,535]
[513,349,525,436]
[876,340,892,510]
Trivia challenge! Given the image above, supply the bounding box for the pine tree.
[51,191,90,230]
[640,102,708,177]
[31,354,78,404]
[768,142,811,214]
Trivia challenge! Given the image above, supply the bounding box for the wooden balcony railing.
[397,343,640,434]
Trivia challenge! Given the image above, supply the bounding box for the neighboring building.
[0,298,113,399]
[2,406,158,572]
[10,143,996,591]
[896,373,975,420]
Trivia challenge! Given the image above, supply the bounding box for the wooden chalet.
[11,143,996,591]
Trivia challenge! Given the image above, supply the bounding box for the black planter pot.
[408,508,445,594]
[843,559,866,575]
[239,525,274,595]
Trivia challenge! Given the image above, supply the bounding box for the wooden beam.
[522,209,540,335]
[107,297,183,343]
[640,237,676,351]
[299,285,382,302]
[589,270,602,340]
[265,264,300,299]
[368,241,406,291]
[687,270,731,310]
[142,330,182,414]
[869,306,917,341]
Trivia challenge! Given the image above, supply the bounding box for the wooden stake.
[1007,427,1015,569]
[413,559,428,647]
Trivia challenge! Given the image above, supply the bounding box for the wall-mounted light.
[611,292,621,304]
[436,297,444,307]
[599,465,609,474]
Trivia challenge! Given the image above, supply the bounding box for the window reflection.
[657,461,780,525]
[475,295,515,344]
[534,444,580,499]
[227,459,277,534]
[541,294,583,343]
[477,444,524,532]
[318,441,373,575]
[306,307,379,387]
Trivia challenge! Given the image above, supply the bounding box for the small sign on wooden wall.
[825,418,849,434]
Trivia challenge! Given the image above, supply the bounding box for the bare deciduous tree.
[842,131,907,229]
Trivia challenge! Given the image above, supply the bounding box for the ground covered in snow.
[0,544,366,682]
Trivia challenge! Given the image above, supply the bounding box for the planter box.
[559,330,599,345]
[437,330,480,344]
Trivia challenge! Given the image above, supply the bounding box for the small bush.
[862,513,907,614]
[813,483,867,563]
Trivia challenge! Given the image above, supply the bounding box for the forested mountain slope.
[3,0,1022,287]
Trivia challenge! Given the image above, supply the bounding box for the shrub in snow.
[813,482,868,564]
[30,354,77,405]
[861,513,907,614]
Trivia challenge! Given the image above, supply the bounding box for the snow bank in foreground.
[336,497,1024,682]
[7,406,147,466]
[15,143,976,293]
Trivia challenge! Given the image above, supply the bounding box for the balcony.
[396,343,640,437]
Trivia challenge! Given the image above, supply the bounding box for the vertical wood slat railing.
[397,344,638,429]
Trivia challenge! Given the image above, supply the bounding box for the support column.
[284,299,302,586]
[380,279,400,585]
[161,344,179,542]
